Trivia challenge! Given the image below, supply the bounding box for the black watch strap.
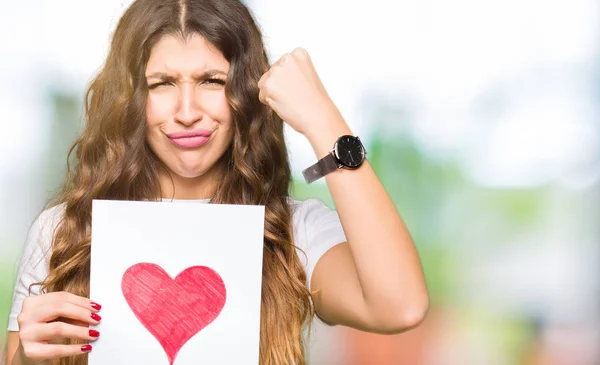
[302,152,340,184]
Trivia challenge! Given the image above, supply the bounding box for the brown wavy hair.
[39,0,314,364]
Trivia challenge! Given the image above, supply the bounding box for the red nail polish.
[90,302,102,311]
[91,313,102,321]
[89,329,100,337]
[81,345,92,352]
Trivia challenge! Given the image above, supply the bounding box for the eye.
[202,78,226,86]
[148,81,173,89]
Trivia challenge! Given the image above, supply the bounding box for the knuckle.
[22,345,39,360]
[263,78,274,91]
[258,73,269,88]
[52,302,66,316]
[49,322,64,337]
[292,47,308,57]
[58,291,70,301]
[258,77,266,89]
[269,66,280,77]
[18,327,30,342]
[22,296,33,309]
[17,312,27,326]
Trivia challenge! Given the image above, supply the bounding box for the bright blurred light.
[253,0,599,187]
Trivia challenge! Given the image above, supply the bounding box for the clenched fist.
[258,48,341,137]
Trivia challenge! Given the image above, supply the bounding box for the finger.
[264,96,277,110]
[53,292,102,312]
[21,343,93,362]
[265,97,274,108]
[258,89,267,105]
[37,301,101,325]
[291,47,316,71]
[30,321,101,342]
[291,47,309,59]
[257,70,270,90]
[258,89,275,108]
[274,53,290,67]
[20,294,100,326]
[25,292,101,313]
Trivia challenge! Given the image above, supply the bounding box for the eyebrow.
[145,69,227,80]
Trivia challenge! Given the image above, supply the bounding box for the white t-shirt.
[7,198,346,331]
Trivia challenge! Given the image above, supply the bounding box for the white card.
[88,200,265,365]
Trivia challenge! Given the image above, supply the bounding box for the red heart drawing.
[121,263,227,365]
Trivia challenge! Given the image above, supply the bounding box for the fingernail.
[89,329,100,337]
[81,345,92,353]
[90,301,102,311]
[91,313,102,321]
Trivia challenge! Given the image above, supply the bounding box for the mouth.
[166,129,213,149]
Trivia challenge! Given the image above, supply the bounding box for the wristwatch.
[302,135,366,184]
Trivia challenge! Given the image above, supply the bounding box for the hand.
[257,48,341,137]
[16,292,102,364]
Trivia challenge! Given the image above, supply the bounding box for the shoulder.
[288,197,337,228]
[287,197,346,250]
[22,203,66,263]
[287,197,347,289]
[8,204,66,330]
[35,203,66,240]
[37,203,66,231]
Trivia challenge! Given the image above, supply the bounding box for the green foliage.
[44,90,83,198]
[0,255,17,347]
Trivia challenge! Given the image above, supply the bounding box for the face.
[145,33,233,193]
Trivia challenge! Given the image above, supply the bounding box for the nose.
[174,83,203,126]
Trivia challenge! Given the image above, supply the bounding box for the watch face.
[335,135,365,168]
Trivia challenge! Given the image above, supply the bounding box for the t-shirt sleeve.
[7,207,58,331]
[292,198,347,291]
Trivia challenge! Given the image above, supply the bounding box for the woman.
[5,0,428,364]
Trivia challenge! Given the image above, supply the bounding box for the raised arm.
[258,47,428,333]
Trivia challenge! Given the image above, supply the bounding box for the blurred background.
[1,0,598,364]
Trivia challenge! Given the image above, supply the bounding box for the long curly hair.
[39,0,314,364]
